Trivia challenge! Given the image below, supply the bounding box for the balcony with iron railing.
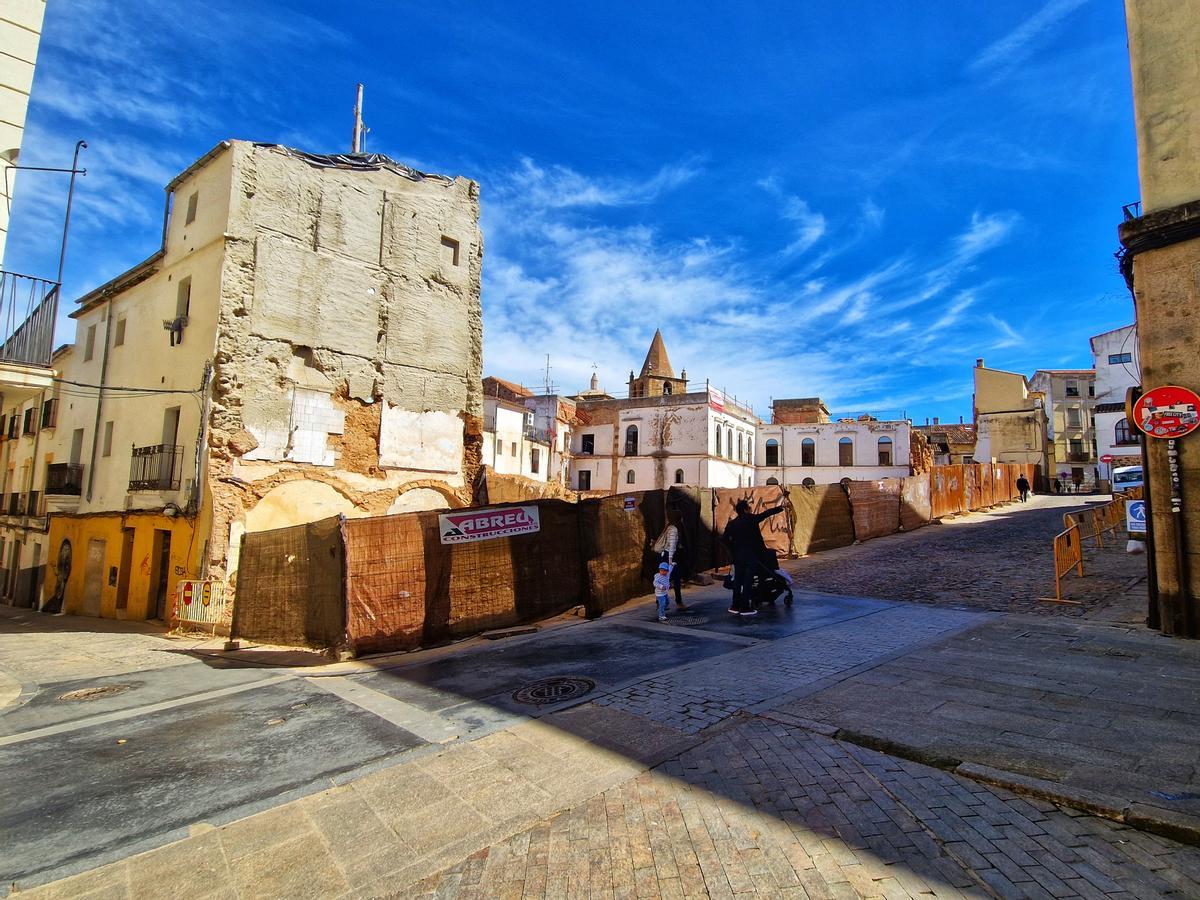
[129,444,184,492]
[0,271,59,369]
[45,463,84,496]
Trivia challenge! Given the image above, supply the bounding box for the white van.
[1112,465,1143,493]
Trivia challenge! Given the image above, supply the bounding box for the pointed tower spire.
[639,329,675,379]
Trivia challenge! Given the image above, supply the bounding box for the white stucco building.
[569,333,759,492]
[482,381,552,483]
[754,399,911,486]
[1090,324,1141,488]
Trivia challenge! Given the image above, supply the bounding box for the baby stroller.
[723,548,794,607]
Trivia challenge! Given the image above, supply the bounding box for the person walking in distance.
[1016,473,1031,503]
[723,498,787,616]
[652,508,690,610]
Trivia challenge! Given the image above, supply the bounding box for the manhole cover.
[57,684,131,702]
[670,615,710,626]
[512,677,595,706]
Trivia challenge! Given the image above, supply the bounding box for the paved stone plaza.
[5,495,1199,899]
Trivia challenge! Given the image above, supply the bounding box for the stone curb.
[769,718,1200,850]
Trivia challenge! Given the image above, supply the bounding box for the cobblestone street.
[9,497,1196,900]
[411,720,1200,899]
[783,495,1147,617]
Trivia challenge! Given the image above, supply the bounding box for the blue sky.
[6,0,1139,423]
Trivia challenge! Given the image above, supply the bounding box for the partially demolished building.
[31,141,482,619]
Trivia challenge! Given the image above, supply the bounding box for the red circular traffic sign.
[1100,454,1114,463]
[1133,385,1200,439]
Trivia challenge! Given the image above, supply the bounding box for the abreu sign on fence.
[439,505,541,544]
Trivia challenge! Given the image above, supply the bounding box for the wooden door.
[82,538,106,617]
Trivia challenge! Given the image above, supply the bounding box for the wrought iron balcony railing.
[0,271,59,369]
[129,444,184,491]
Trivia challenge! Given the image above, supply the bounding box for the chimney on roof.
[933,416,939,426]
[976,357,985,368]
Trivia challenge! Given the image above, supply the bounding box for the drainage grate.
[512,677,595,706]
[57,684,132,702]
[669,615,711,627]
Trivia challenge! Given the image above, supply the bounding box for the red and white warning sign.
[1133,385,1200,439]
[439,505,541,545]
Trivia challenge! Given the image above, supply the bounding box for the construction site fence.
[1063,496,1126,549]
[232,463,1036,655]
[1050,523,1085,605]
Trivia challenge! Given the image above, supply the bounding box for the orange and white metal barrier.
[1049,523,1084,605]
[1063,497,1126,549]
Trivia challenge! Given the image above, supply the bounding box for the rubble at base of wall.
[229,463,1035,654]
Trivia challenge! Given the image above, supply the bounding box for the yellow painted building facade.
[44,512,200,620]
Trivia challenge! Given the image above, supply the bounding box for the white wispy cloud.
[516,158,700,209]
[968,0,1090,78]
[781,197,827,255]
[987,314,1025,349]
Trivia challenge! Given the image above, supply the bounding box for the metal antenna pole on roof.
[352,84,364,154]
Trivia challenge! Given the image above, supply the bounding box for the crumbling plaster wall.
[205,142,483,585]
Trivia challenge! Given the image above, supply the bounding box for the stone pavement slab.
[409,719,1200,899]
[10,705,699,899]
[596,604,986,733]
[773,613,1200,837]
[0,606,201,686]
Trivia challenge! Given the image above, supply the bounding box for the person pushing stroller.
[723,499,788,616]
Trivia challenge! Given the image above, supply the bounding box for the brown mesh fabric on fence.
[580,491,665,616]
[232,516,345,649]
[448,500,584,637]
[931,465,966,518]
[788,484,855,555]
[712,485,792,564]
[846,479,902,541]
[342,511,435,655]
[344,500,589,651]
[899,474,932,531]
[667,486,714,573]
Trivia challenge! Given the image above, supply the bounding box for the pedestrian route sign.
[1127,499,1146,535]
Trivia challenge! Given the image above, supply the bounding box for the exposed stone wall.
[204,143,482,585]
[909,429,933,474]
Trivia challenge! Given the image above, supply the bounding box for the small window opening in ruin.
[511,441,518,456]
[625,425,639,457]
[803,477,816,487]
[114,318,127,347]
[531,447,540,474]
[84,324,97,362]
[765,438,779,467]
[674,469,684,484]
[801,438,815,466]
[581,433,595,454]
[185,192,198,225]
[441,236,461,267]
[766,477,779,485]
[578,470,591,490]
[626,470,635,485]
